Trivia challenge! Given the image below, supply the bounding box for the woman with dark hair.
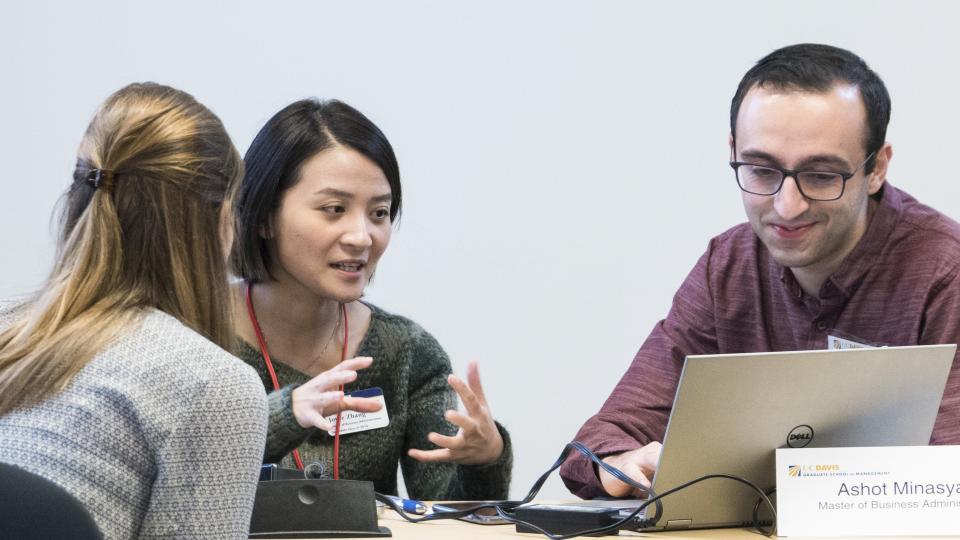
[231,98,511,499]
[0,83,268,538]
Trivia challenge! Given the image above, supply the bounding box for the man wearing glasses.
[560,43,960,499]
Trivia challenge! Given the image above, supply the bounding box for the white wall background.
[2,1,960,499]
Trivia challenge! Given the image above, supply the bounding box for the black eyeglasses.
[729,152,875,202]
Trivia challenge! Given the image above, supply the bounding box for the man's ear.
[867,142,893,196]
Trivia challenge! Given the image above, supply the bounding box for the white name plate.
[776,446,960,537]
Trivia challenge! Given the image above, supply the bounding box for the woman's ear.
[218,204,235,262]
[259,215,275,240]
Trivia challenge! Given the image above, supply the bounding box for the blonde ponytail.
[0,83,242,415]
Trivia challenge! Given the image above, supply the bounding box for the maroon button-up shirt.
[560,184,960,499]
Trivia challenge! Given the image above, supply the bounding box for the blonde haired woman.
[0,83,268,539]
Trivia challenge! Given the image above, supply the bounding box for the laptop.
[566,344,956,531]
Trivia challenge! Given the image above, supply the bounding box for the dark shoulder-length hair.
[231,98,401,282]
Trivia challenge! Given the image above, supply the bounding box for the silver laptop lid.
[647,344,956,531]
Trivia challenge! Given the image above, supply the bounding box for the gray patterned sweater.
[237,302,512,500]
[0,301,268,539]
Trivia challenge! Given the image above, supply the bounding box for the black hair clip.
[85,169,114,190]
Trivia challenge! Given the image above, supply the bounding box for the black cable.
[378,440,777,538]
[493,473,775,539]
[376,440,653,524]
[753,487,777,533]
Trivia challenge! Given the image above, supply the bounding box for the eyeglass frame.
[729,151,876,202]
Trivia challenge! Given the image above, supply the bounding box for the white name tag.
[776,446,960,537]
[325,387,389,436]
[827,335,876,349]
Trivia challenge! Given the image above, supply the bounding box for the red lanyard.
[245,281,349,477]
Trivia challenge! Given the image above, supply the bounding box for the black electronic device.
[250,474,390,538]
[514,504,622,537]
[259,463,307,481]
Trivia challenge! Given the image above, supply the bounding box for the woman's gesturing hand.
[291,356,382,431]
[408,360,504,465]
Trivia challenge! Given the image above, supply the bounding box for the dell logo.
[787,425,814,448]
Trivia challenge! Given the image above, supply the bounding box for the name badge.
[776,446,960,537]
[827,334,876,349]
[325,387,389,436]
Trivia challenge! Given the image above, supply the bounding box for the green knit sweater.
[236,302,512,500]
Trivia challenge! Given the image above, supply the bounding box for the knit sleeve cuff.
[457,420,513,500]
[264,385,312,463]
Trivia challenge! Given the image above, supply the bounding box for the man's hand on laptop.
[598,441,662,498]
